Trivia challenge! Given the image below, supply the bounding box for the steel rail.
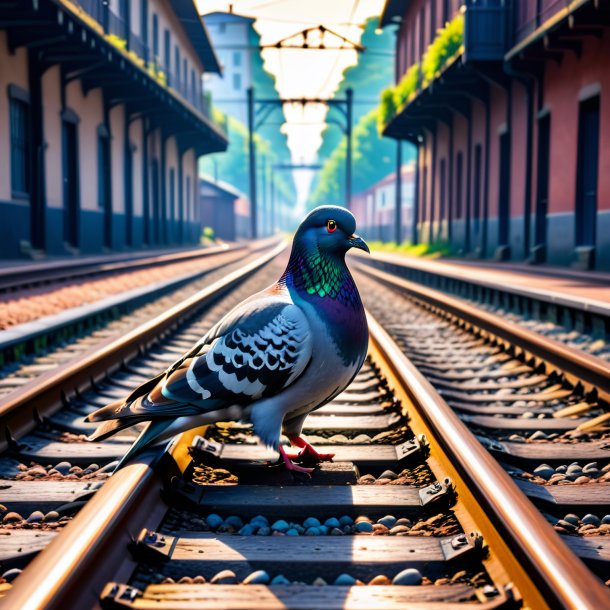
[367,311,610,610]
[355,262,610,403]
[0,241,286,452]
[0,243,252,293]
[0,427,200,610]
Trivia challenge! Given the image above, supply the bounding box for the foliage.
[316,17,395,164]
[308,18,398,206]
[307,108,400,206]
[105,33,126,50]
[421,12,464,85]
[378,12,464,131]
[201,112,295,205]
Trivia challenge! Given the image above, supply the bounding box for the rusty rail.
[367,311,610,610]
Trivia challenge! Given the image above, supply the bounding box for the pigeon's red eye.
[327,220,337,233]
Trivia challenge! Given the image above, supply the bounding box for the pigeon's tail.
[111,418,178,472]
[85,372,166,424]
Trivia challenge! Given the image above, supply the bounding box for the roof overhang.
[379,0,411,28]
[170,0,223,74]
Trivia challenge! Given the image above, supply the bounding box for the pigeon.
[86,205,370,473]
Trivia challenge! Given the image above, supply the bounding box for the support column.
[394,139,402,244]
[247,87,257,239]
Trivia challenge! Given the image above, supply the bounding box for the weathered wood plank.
[137,534,452,581]
[176,485,424,518]
[514,479,610,508]
[119,583,499,610]
[479,437,610,464]
[215,444,401,470]
[0,530,57,567]
[461,414,585,432]
[17,437,129,464]
[0,480,102,513]
[563,536,610,577]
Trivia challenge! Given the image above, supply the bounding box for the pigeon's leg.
[277,445,314,474]
[288,436,335,462]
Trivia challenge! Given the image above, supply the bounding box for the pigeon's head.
[294,205,369,256]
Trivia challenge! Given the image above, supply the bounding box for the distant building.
[203,12,255,125]
[352,164,415,243]
[0,0,227,259]
[198,177,242,241]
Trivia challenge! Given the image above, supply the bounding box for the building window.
[10,97,31,197]
[233,51,241,67]
[419,8,426,56]
[455,151,463,218]
[442,0,451,24]
[152,14,159,59]
[233,73,242,91]
[164,29,170,72]
[174,45,180,87]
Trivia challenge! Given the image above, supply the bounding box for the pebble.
[601,515,610,525]
[206,514,223,529]
[583,462,598,472]
[563,514,580,526]
[243,570,270,585]
[324,517,341,528]
[210,570,237,584]
[555,465,567,473]
[238,525,255,536]
[339,516,354,526]
[355,516,372,524]
[257,526,271,536]
[378,470,397,480]
[369,575,391,585]
[250,516,268,528]
[270,574,291,585]
[1,569,22,583]
[224,516,243,529]
[54,461,72,475]
[358,474,376,483]
[377,515,397,528]
[330,528,344,536]
[529,431,547,440]
[285,528,299,536]
[373,524,388,534]
[389,525,410,535]
[355,522,374,533]
[271,520,290,532]
[574,476,590,484]
[581,514,601,527]
[394,518,412,527]
[556,519,577,531]
[26,511,44,524]
[303,517,321,528]
[392,568,422,586]
[305,527,321,536]
[3,512,22,523]
[533,464,555,480]
[312,577,327,586]
[334,573,356,585]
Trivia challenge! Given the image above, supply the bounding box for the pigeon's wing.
[88,296,313,422]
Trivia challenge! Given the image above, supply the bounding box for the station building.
[0,0,228,259]
[351,164,416,243]
[380,0,610,270]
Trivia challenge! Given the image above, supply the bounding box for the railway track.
[0,244,242,294]
[0,241,274,395]
[0,246,608,609]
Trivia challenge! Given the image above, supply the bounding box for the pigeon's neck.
[280,245,361,309]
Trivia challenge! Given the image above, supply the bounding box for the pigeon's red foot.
[278,445,314,475]
[288,436,335,462]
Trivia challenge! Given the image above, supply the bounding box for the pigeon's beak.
[348,234,370,254]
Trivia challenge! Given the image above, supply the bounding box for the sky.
[197,0,386,203]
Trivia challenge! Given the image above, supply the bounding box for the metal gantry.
[246,87,353,238]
